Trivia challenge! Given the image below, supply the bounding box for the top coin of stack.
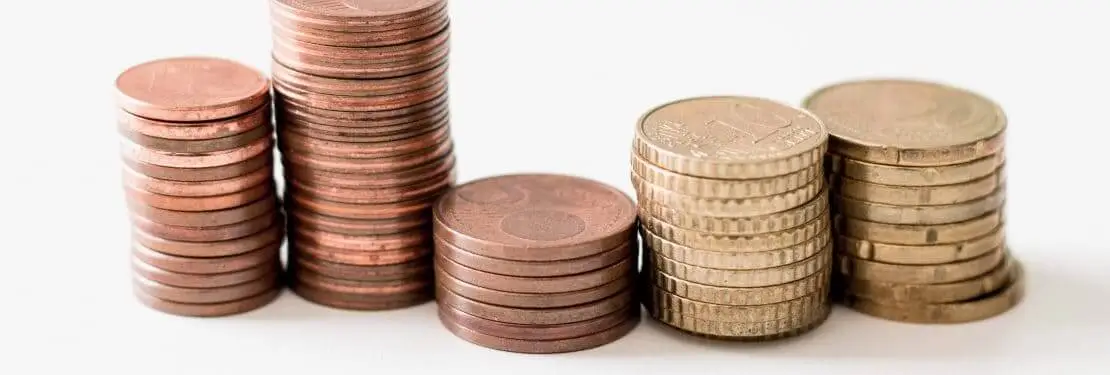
[631,96,834,340]
[432,174,640,354]
[804,79,1022,324]
[268,0,455,310]
[115,57,284,317]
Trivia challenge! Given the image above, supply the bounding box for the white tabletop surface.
[3,1,1108,374]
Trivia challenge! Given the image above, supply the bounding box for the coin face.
[805,79,1005,150]
[278,0,441,17]
[116,57,269,121]
[435,174,636,258]
[637,96,827,163]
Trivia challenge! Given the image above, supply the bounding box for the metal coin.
[274,79,446,112]
[640,223,830,270]
[116,57,270,122]
[435,285,633,326]
[290,280,432,310]
[640,186,828,236]
[126,196,277,227]
[844,254,1014,303]
[132,219,283,258]
[434,254,633,294]
[278,121,449,157]
[285,171,451,204]
[833,186,1006,225]
[647,300,830,341]
[285,188,438,219]
[123,162,273,197]
[281,139,452,174]
[439,303,635,342]
[123,183,272,212]
[827,152,1005,187]
[271,11,448,48]
[276,91,447,122]
[436,269,632,309]
[287,206,429,235]
[270,0,446,31]
[648,242,831,288]
[836,246,1005,284]
[837,225,1004,265]
[131,239,280,274]
[120,122,272,154]
[632,172,824,217]
[132,256,279,288]
[289,241,431,266]
[285,153,453,189]
[117,104,270,141]
[631,152,822,199]
[291,251,431,282]
[293,226,428,251]
[121,151,272,183]
[646,284,827,322]
[133,287,280,317]
[437,306,638,354]
[128,209,278,242]
[435,236,633,277]
[120,135,272,169]
[272,27,449,65]
[639,208,829,252]
[272,60,447,97]
[132,271,280,304]
[834,210,1002,246]
[272,41,448,79]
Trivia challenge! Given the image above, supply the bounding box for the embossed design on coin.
[116,57,269,121]
[638,96,826,162]
[456,184,525,205]
[500,210,586,242]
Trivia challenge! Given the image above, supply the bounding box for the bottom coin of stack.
[115,57,285,317]
[432,174,640,353]
[803,78,1024,324]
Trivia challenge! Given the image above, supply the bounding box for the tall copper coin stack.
[432,174,639,354]
[268,0,455,309]
[804,79,1023,324]
[116,57,284,317]
[632,96,834,340]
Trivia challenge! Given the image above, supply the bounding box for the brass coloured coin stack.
[804,79,1023,324]
[632,96,834,340]
[269,0,455,309]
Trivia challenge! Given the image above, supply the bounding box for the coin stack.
[804,79,1023,324]
[268,0,455,309]
[631,96,833,340]
[432,174,639,354]
[115,57,284,317]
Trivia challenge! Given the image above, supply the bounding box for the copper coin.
[436,269,632,309]
[270,0,447,31]
[290,240,431,266]
[123,163,273,197]
[272,26,448,65]
[272,43,448,79]
[131,238,280,274]
[129,209,278,242]
[281,138,452,174]
[121,135,272,169]
[271,11,448,47]
[436,285,634,325]
[117,104,270,141]
[291,251,431,281]
[437,309,638,355]
[116,57,269,122]
[284,189,438,220]
[286,153,453,189]
[274,79,447,112]
[119,122,272,154]
[286,171,452,204]
[433,174,637,262]
[293,225,428,251]
[435,254,632,294]
[289,279,431,310]
[277,92,448,124]
[132,256,279,288]
[287,205,429,235]
[272,60,446,97]
[133,219,283,257]
[134,287,280,317]
[127,195,276,227]
[278,120,449,157]
[124,183,272,212]
[435,236,633,277]
[121,151,272,182]
[133,271,279,304]
[440,303,635,342]
[292,266,431,296]
[279,110,447,142]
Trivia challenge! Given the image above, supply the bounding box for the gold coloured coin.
[836,246,1004,284]
[835,210,1002,245]
[832,167,1004,206]
[837,226,1004,265]
[834,186,1005,225]
[648,266,828,306]
[647,300,830,341]
[804,79,1006,166]
[632,172,823,217]
[827,152,1004,187]
[843,261,1023,324]
[631,153,821,199]
[639,209,828,251]
[649,242,831,288]
[646,285,826,322]
[844,254,1014,303]
[633,96,828,179]
[640,224,830,270]
[640,187,828,236]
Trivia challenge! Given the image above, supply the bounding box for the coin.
[117,105,270,141]
[274,79,447,112]
[291,251,431,281]
[631,152,822,199]
[121,135,272,169]
[436,286,633,326]
[293,226,428,251]
[289,268,432,310]
[132,256,278,289]
[270,0,446,29]
[837,226,1004,265]
[641,224,830,270]
[835,210,1002,245]
[640,187,828,236]
[132,220,283,258]
[805,79,1006,166]
[123,163,273,197]
[115,57,269,122]
[439,303,635,342]
[133,271,279,304]
[128,196,276,228]
[121,122,272,154]
[122,151,272,183]
[833,167,1004,206]
[287,207,429,235]
[639,209,829,251]
[433,174,637,262]
[843,261,1023,323]
[271,27,449,65]
[650,242,831,288]
[634,96,828,179]
[128,210,278,242]
[131,239,280,274]
[827,152,1005,187]
[272,61,447,97]
[844,254,1014,303]
[436,269,632,309]
[434,254,633,294]
[435,236,633,277]
[134,287,280,318]
[280,140,453,174]
[836,247,1005,284]
[646,299,831,341]
[833,186,1006,225]
[438,306,638,354]
[285,187,437,219]
[271,12,448,48]
[124,183,272,212]
[290,241,432,266]
[285,153,454,189]
[646,284,826,322]
[276,92,448,122]
[632,172,824,217]
[648,265,828,306]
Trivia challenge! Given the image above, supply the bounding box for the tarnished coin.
[118,105,270,141]
[650,242,831,288]
[132,256,278,289]
[439,303,634,342]
[640,187,828,236]
[634,96,828,179]
[647,299,830,341]
[134,287,280,317]
[436,285,633,326]
[274,79,447,112]
[844,254,1014,303]
[133,271,279,304]
[287,207,429,235]
[120,123,272,154]
[272,60,447,97]
[827,152,1004,187]
[834,186,1005,225]
[640,223,830,270]
[646,284,826,322]
[843,261,1023,324]
[437,306,638,354]
[127,196,276,227]
[433,174,637,262]
[116,57,269,122]
[278,121,449,157]
[293,225,428,251]
[837,225,1004,265]
[639,209,828,252]
[123,163,272,197]
[132,220,283,258]
[648,264,828,306]
[436,269,632,309]
[276,91,448,122]
[435,236,633,277]
[121,151,272,183]
[272,42,448,79]
[280,110,449,142]
[124,183,272,212]
[804,79,1006,166]
[290,240,431,266]
[281,139,452,174]
[128,209,277,242]
[833,167,1004,206]
[291,251,431,281]
[121,135,272,169]
[285,187,438,219]
[630,152,821,199]
[435,254,632,294]
[632,172,823,217]
[286,153,454,189]
[837,246,1005,284]
[286,171,451,204]
[131,239,280,274]
[835,210,1002,245]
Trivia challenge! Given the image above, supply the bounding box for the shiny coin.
[116,57,269,122]
[833,186,1005,225]
[844,254,1014,303]
[827,152,1004,187]
[437,306,638,354]
[843,261,1023,324]
[836,246,1005,284]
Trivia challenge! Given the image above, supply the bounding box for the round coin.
[134,287,280,317]
[837,225,1004,265]
[647,264,829,306]
[844,254,1014,303]
[123,163,273,197]
[639,208,829,252]
[434,236,633,277]
[128,209,277,242]
[120,122,272,154]
[117,104,270,141]
[439,303,634,342]
[836,246,1005,284]
[647,300,830,341]
[291,251,431,281]
[290,240,432,266]
[640,222,830,270]
[116,57,269,122]
[121,135,272,169]
[832,168,1004,206]
[434,254,632,294]
[649,242,831,288]
[436,286,634,326]
[631,152,822,199]
[834,186,1005,225]
[827,152,1004,187]
[132,256,279,288]
[285,188,437,219]
[287,206,429,235]
[436,269,632,309]
[133,271,279,304]
[271,60,447,97]
[289,278,432,310]
[121,151,272,183]
[835,210,1002,245]
[646,284,826,322]
[640,187,828,236]
[132,220,283,258]
[632,172,824,217]
[124,183,272,212]
[293,226,428,251]
[131,239,280,274]
[127,196,276,227]
[437,307,638,354]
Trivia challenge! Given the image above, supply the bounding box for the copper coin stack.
[805,79,1023,324]
[116,57,284,317]
[432,174,639,354]
[268,0,455,309]
[632,96,834,340]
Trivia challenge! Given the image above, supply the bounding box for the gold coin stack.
[804,79,1023,324]
[632,96,834,340]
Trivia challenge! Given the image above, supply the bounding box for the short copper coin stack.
[433,174,639,354]
[805,79,1023,324]
[632,96,834,340]
[115,57,284,317]
[269,0,456,309]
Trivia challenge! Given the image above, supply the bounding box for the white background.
[1,0,1107,374]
